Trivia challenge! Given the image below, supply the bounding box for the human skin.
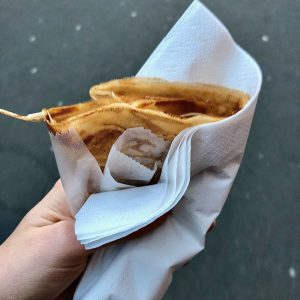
[0,180,170,299]
[0,180,216,299]
[0,180,90,300]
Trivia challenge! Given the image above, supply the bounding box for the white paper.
[51,126,170,217]
[104,127,169,185]
[72,0,262,299]
[76,127,192,248]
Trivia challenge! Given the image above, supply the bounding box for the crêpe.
[0,77,249,168]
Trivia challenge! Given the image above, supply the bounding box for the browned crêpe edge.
[90,77,249,117]
[0,77,249,168]
[45,96,117,123]
[45,102,221,168]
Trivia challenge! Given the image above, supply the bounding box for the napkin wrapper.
[49,1,262,299]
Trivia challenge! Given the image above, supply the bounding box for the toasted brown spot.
[82,128,124,168]
[144,100,208,117]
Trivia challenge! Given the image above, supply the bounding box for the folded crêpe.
[0,77,249,168]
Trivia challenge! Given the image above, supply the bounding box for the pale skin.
[0,179,168,299]
[0,180,90,300]
[0,180,216,299]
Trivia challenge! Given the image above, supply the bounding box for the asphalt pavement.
[0,1,299,299]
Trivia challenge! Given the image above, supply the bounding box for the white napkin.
[72,0,262,299]
[75,127,193,249]
[51,125,179,248]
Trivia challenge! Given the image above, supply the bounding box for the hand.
[0,180,90,300]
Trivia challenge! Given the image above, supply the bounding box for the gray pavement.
[0,1,299,299]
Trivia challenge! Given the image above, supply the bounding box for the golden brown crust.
[0,77,249,168]
[90,77,249,116]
